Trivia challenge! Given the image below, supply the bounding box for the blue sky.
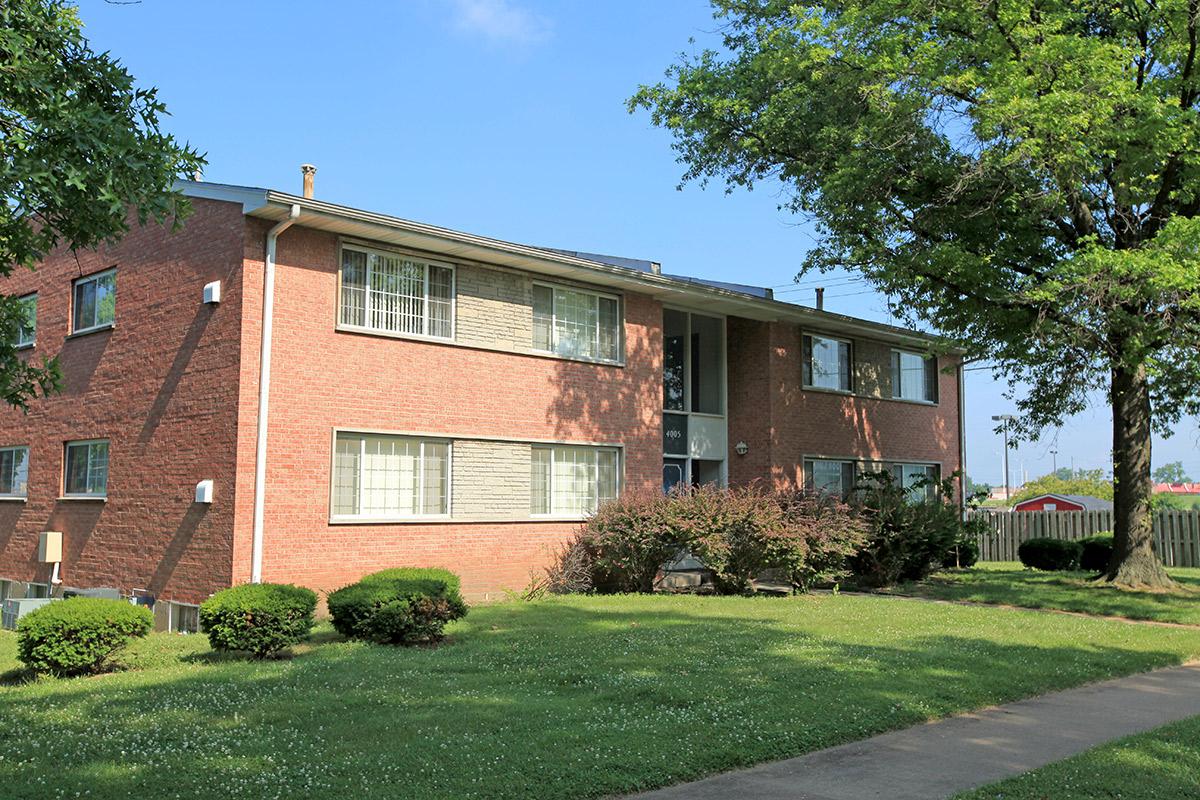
[75,0,1200,487]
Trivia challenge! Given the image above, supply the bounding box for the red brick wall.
[727,317,962,492]
[250,226,663,599]
[0,199,248,603]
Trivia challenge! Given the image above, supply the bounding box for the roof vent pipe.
[815,287,825,310]
[301,164,316,198]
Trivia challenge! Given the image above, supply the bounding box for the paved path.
[630,662,1200,800]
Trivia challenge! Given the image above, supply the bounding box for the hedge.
[199,583,317,658]
[327,568,466,645]
[17,597,152,676]
[1018,537,1083,571]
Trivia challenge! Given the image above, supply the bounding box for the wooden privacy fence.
[970,509,1200,568]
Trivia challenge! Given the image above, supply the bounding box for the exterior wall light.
[734,441,749,456]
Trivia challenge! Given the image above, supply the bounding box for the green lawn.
[954,714,1200,800]
[1,593,1198,799]
[888,562,1200,625]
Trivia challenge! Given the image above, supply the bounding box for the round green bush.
[17,597,152,677]
[941,539,980,569]
[199,583,316,658]
[1079,533,1115,572]
[327,568,467,645]
[1018,537,1082,571]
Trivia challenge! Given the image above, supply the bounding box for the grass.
[1,593,1198,800]
[954,714,1200,799]
[887,562,1200,625]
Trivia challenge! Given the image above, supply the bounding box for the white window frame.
[531,444,621,518]
[329,430,453,523]
[63,439,109,498]
[15,294,36,348]
[336,243,456,342]
[803,457,858,496]
[532,281,624,365]
[802,332,854,393]
[891,348,938,403]
[0,446,30,499]
[71,269,117,335]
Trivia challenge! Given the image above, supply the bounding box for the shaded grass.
[1,593,1198,799]
[888,562,1200,625]
[954,714,1200,800]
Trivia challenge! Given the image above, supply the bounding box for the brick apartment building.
[0,174,964,625]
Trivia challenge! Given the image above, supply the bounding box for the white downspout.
[251,204,300,584]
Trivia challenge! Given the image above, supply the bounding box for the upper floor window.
[339,246,454,340]
[804,458,855,496]
[332,432,450,519]
[892,350,937,402]
[64,439,109,497]
[663,309,723,414]
[0,446,29,497]
[532,284,621,363]
[15,295,36,348]
[73,270,116,334]
[531,445,619,516]
[802,334,852,392]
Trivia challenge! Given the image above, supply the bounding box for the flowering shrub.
[546,485,867,594]
[17,597,152,676]
[327,568,467,645]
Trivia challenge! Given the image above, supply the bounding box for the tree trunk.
[1104,363,1175,588]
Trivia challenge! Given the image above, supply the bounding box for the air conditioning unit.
[1,598,53,630]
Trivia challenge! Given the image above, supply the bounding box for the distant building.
[1153,482,1200,495]
[1013,494,1113,512]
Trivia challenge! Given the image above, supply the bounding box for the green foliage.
[327,568,467,645]
[1019,538,1083,571]
[850,471,987,587]
[16,597,152,676]
[942,539,980,569]
[1153,461,1193,484]
[1079,534,1115,572]
[553,485,868,594]
[1152,493,1200,510]
[1012,471,1113,505]
[0,0,204,409]
[199,583,316,659]
[630,0,1200,581]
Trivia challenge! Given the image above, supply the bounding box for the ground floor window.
[804,458,856,496]
[662,457,724,493]
[170,603,200,634]
[891,463,940,500]
[531,445,619,516]
[332,432,450,519]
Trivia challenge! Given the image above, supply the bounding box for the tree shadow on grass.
[0,596,1196,800]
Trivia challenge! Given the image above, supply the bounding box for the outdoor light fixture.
[735,441,749,456]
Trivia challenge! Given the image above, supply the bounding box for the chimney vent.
[301,164,317,198]
[815,287,825,311]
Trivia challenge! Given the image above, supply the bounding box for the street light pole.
[992,414,1017,502]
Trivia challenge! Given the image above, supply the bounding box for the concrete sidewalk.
[630,663,1200,800]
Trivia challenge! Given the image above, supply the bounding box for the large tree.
[1,0,203,408]
[632,0,1200,588]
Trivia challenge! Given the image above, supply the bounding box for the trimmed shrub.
[199,583,316,658]
[942,538,980,569]
[1018,537,1082,571]
[850,471,984,587]
[327,568,467,645]
[17,597,152,676]
[1079,533,1115,572]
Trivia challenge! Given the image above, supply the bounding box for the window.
[0,446,29,497]
[15,294,36,347]
[892,350,937,402]
[64,440,109,497]
[803,334,852,392]
[332,432,449,519]
[532,284,621,363]
[531,445,619,516]
[170,603,200,634]
[339,246,454,339]
[804,458,856,496]
[662,309,723,414]
[72,270,116,333]
[891,463,939,500]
